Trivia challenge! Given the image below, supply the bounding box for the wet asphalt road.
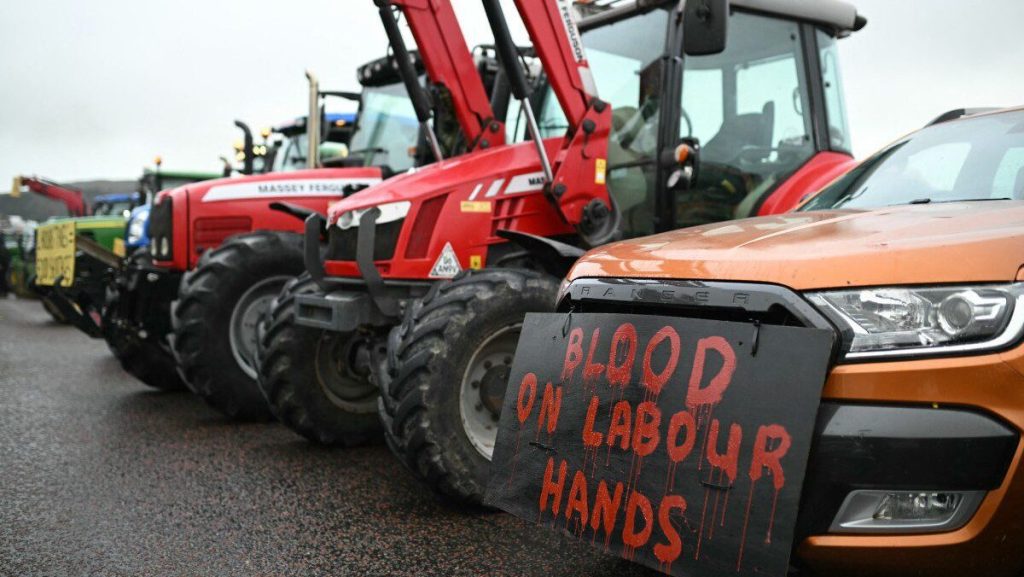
[0,297,659,577]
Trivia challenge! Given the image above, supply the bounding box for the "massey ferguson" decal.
[202,178,382,202]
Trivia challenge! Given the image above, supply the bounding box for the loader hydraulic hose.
[481,0,530,101]
[480,0,553,182]
[376,0,444,161]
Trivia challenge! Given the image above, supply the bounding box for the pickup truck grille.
[558,278,832,330]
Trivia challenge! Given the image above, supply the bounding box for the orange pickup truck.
[492,107,1024,576]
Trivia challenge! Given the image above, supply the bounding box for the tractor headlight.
[807,284,1024,360]
[126,209,149,245]
[333,201,411,231]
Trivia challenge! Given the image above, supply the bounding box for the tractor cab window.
[347,82,420,174]
[271,131,361,174]
[93,200,136,218]
[536,8,671,236]
[818,31,852,153]
[674,11,815,229]
[271,135,309,173]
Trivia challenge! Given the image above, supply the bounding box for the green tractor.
[0,216,36,298]
[20,168,218,326]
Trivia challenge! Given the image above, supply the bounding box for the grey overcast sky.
[1,0,1023,184]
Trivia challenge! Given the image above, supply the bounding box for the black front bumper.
[795,403,1017,539]
[298,211,430,333]
[36,236,123,338]
[106,256,182,346]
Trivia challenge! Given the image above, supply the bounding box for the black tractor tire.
[379,268,559,505]
[103,249,185,391]
[39,293,69,325]
[256,273,382,445]
[172,231,304,421]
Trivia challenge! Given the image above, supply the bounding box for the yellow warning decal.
[469,255,482,270]
[113,238,126,257]
[595,158,607,185]
[460,201,492,213]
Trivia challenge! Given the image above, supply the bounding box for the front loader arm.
[484,0,616,246]
[14,175,88,216]
[377,0,507,153]
[393,0,507,149]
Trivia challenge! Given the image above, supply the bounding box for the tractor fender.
[494,230,585,279]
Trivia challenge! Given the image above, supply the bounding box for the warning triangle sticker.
[429,242,462,278]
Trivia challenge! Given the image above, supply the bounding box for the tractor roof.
[579,0,865,37]
[357,49,427,88]
[733,0,863,34]
[274,112,357,136]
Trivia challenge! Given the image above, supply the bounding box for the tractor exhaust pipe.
[376,0,444,162]
[234,120,255,175]
[306,70,321,169]
[480,0,552,184]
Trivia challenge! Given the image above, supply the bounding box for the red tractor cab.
[267,0,865,504]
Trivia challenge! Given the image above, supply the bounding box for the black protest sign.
[485,313,833,576]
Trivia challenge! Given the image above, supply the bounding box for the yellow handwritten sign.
[35,221,76,287]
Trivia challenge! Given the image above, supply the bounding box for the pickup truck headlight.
[807,284,1024,359]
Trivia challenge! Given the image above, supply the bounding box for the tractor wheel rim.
[314,331,378,413]
[229,275,291,380]
[460,323,521,460]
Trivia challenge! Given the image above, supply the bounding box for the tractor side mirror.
[665,138,701,190]
[683,0,729,56]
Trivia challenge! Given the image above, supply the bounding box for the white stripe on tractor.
[202,178,381,202]
[484,179,506,198]
[503,171,547,195]
[468,183,484,201]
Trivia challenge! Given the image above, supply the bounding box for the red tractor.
[104,55,423,397]
[257,0,865,504]
[256,0,864,498]
[131,14,515,418]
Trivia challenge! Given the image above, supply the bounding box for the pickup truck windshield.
[804,110,1024,210]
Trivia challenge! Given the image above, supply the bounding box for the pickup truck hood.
[569,201,1024,290]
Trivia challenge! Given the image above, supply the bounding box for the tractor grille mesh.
[327,219,403,262]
